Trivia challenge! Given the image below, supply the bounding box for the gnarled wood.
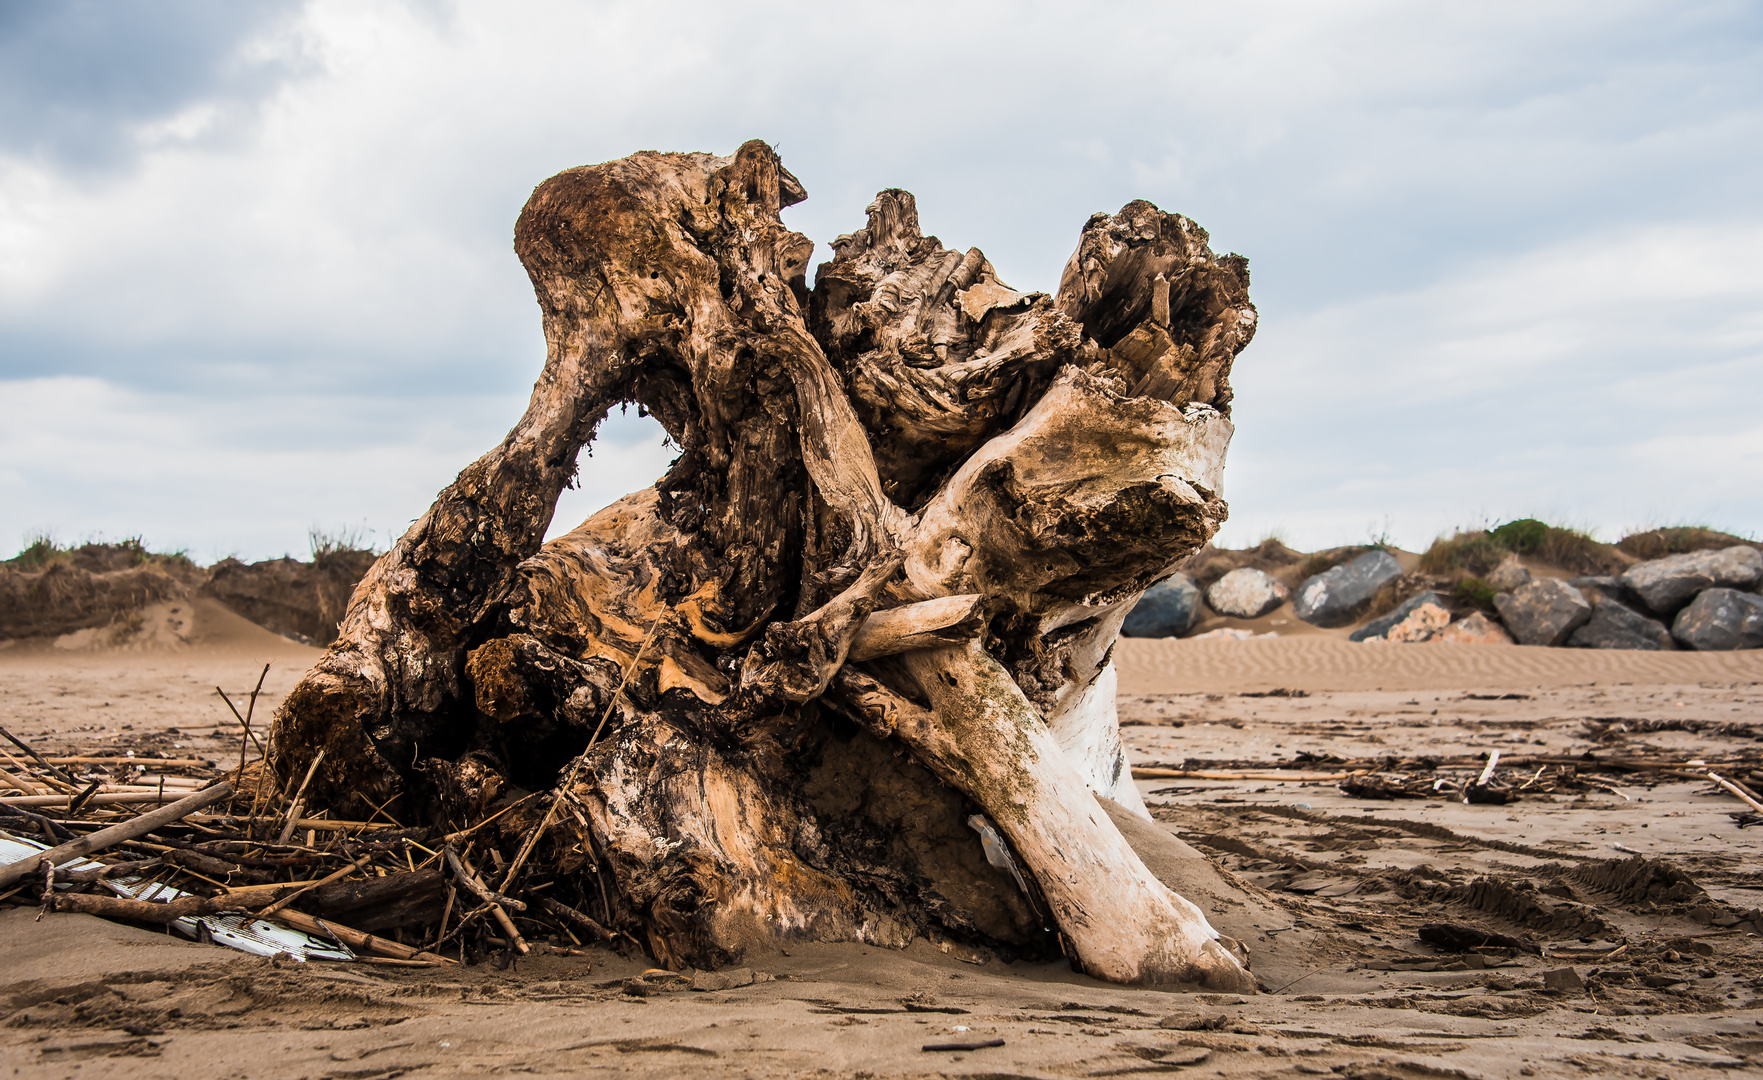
[273,140,1257,988]
[847,594,986,660]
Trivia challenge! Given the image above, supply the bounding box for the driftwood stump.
[272,141,1257,988]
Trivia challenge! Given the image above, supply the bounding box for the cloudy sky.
[1,0,1759,562]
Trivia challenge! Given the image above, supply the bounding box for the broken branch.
[50,891,248,924]
[261,907,454,964]
[847,594,987,661]
[1707,771,1763,815]
[444,845,528,953]
[0,722,78,786]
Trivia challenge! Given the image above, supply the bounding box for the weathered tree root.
[272,140,1257,989]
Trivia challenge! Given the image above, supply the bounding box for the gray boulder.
[1485,559,1532,593]
[1350,590,1446,642]
[1567,575,1641,609]
[1204,568,1289,619]
[1122,573,1203,638]
[1567,599,1675,651]
[1620,545,1763,614]
[1493,578,1592,646]
[1294,550,1402,628]
[1671,588,1763,651]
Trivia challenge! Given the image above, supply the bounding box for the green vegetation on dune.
[1492,518,1615,574]
[1420,518,1621,577]
[5,534,193,574]
[1418,531,1510,576]
[4,533,70,572]
[1453,576,1499,608]
[1417,520,1756,582]
[7,526,379,575]
[1488,518,1550,554]
[1616,525,1758,560]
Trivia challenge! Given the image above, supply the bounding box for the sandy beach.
[2,625,1761,1077]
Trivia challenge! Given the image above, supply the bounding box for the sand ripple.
[1116,636,1763,694]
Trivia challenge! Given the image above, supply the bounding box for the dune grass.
[1420,518,1621,577]
[5,534,193,573]
[5,532,70,571]
[1418,531,1508,576]
[308,525,376,569]
[1490,518,1616,574]
[1616,525,1757,561]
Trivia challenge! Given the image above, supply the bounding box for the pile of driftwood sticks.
[0,671,617,967]
[1132,749,1763,811]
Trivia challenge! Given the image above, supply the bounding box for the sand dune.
[0,601,320,756]
[1116,635,1763,694]
[12,597,316,656]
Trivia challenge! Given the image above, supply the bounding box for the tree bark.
[272,141,1256,988]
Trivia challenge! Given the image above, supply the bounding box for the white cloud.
[0,377,673,560]
[1,0,1759,559]
[1215,222,1763,549]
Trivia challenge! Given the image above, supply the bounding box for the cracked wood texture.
[272,141,1257,989]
